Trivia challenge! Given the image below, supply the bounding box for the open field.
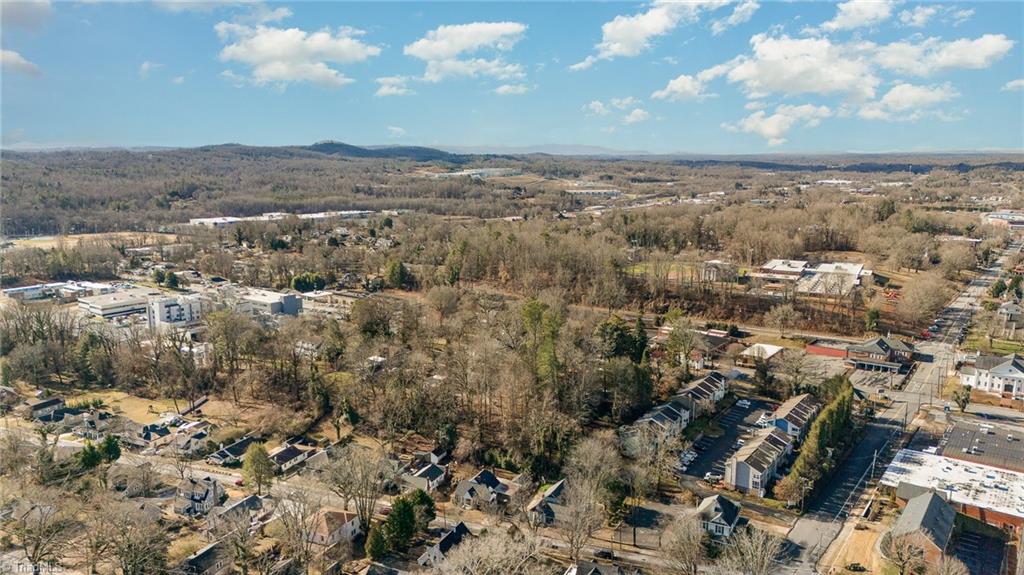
[70,390,178,424]
[6,231,179,250]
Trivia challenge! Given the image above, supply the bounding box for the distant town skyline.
[2,0,1022,153]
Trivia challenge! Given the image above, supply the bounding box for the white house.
[309,509,361,546]
[696,495,741,538]
[960,354,1024,398]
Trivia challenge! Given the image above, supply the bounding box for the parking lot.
[951,530,1005,575]
[681,398,776,481]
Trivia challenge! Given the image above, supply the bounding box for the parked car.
[594,549,615,560]
[736,399,752,408]
[704,472,722,482]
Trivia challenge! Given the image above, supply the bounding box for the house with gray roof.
[564,562,642,575]
[960,353,1024,398]
[696,494,742,538]
[402,462,447,493]
[890,491,955,562]
[418,522,471,567]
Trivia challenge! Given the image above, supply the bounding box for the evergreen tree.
[100,435,121,463]
[365,526,387,560]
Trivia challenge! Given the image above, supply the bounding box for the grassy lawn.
[71,390,177,424]
[962,330,1024,355]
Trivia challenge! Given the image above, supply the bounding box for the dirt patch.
[10,231,179,250]
[819,520,888,575]
[72,391,178,425]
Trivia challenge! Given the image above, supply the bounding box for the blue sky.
[2,0,1022,153]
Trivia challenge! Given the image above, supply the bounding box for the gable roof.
[849,336,912,355]
[413,463,445,481]
[210,435,255,461]
[731,427,792,472]
[437,522,471,554]
[313,508,359,539]
[773,393,820,429]
[270,445,305,465]
[891,491,955,551]
[696,494,741,527]
[570,561,641,575]
[974,354,1024,374]
[471,469,501,490]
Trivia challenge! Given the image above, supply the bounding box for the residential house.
[309,509,362,546]
[845,336,914,373]
[269,444,311,473]
[527,479,568,526]
[564,562,642,575]
[172,421,212,456]
[28,397,64,420]
[207,495,265,533]
[960,354,1024,398]
[175,476,225,516]
[772,394,821,442]
[737,344,785,368]
[696,495,741,538]
[176,542,231,575]
[418,522,471,567]
[207,435,256,466]
[402,463,447,493]
[998,302,1023,322]
[453,469,516,508]
[724,427,793,497]
[72,410,117,441]
[890,492,956,563]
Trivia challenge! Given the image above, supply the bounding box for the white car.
[736,399,752,408]
[704,473,723,482]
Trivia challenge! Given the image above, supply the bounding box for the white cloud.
[949,8,974,25]
[172,75,185,85]
[745,101,767,110]
[820,0,895,32]
[1,49,40,75]
[1,0,51,33]
[711,0,759,36]
[1002,79,1024,92]
[215,18,381,88]
[375,76,414,97]
[139,60,162,78]
[724,103,832,146]
[873,34,1015,76]
[651,73,711,101]
[859,82,958,121]
[584,100,610,116]
[386,126,406,138]
[572,0,728,69]
[622,108,650,125]
[611,96,639,109]
[494,83,529,95]
[726,34,879,101]
[898,5,938,27]
[404,22,527,83]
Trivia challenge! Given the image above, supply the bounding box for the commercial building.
[188,210,374,228]
[845,336,914,373]
[240,289,302,316]
[880,449,1024,532]
[890,491,956,562]
[959,354,1024,399]
[78,287,160,319]
[940,421,1024,474]
[148,295,204,332]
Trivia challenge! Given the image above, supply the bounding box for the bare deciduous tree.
[558,481,604,563]
[882,532,927,575]
[434,529,546,575]
[324,445,397,528]
[10,487,75,575]
[662,512,706,575]
[765,303,802,337]
[932,555,969,575]
[275,490,324,575]
[718,527,783,575]
[107,502,169,575]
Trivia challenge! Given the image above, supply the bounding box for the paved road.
[781,243,1024,574]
